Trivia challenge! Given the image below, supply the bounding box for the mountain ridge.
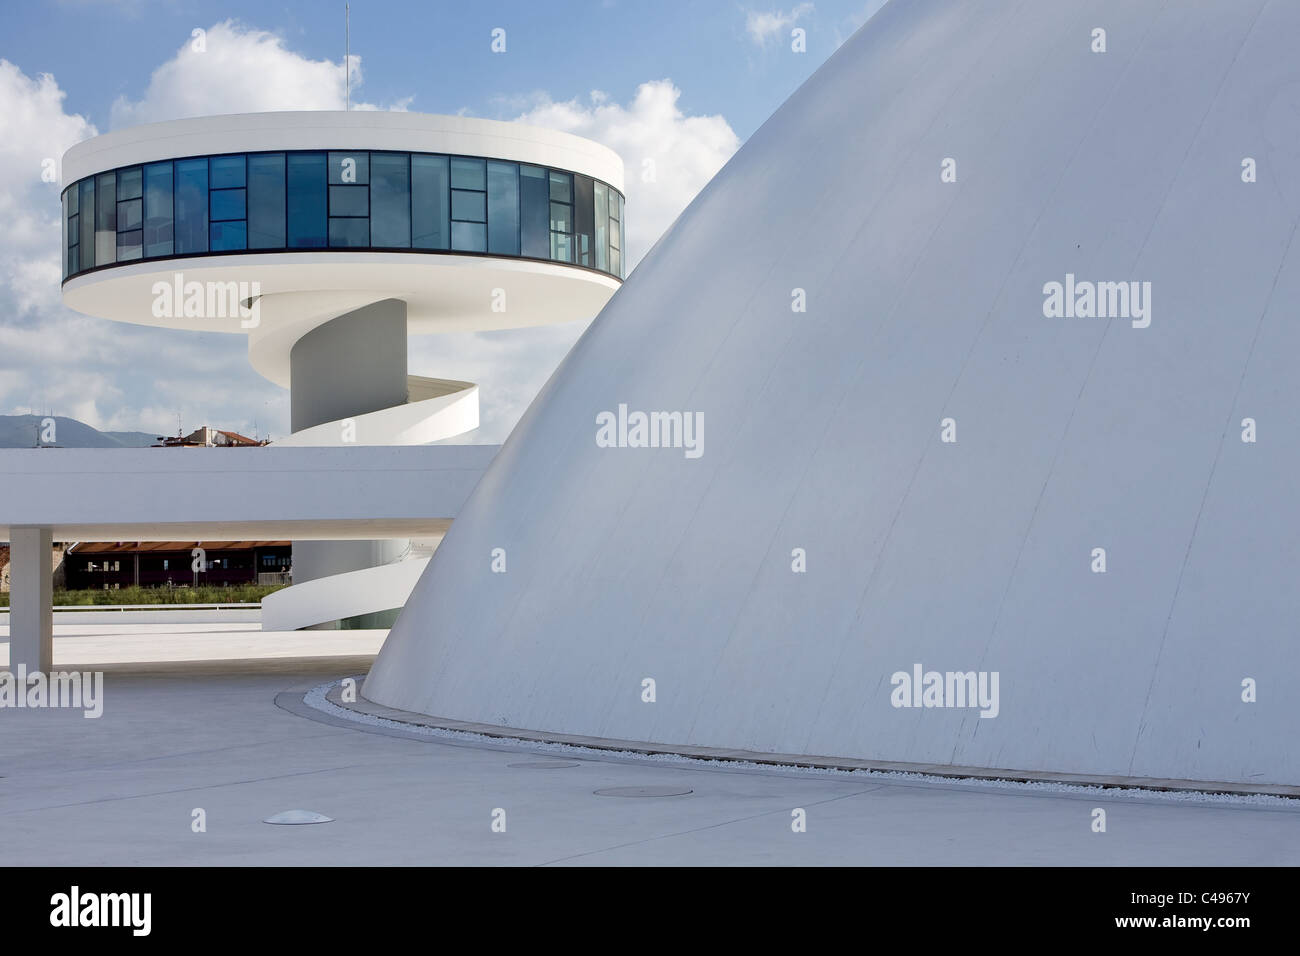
[0,415,160,449]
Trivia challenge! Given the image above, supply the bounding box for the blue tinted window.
[117,167,143,201]
[451,221,486,252]
[412,154,449,250]
[618,194,626,277]
[328,217,369,247]
[210,155,246,188]
[210,188,246,221]
[63,152,623,279]
[329,185,368,217]
[247,153,285,249]
[370,152,410,248]
[78,179,95,268]
[174,158,208,254]
[594,181,609,272]
[68,185,79,271]
[450,157,485,190]
[117,198,142,232]
[520,165,549,259]
[573,175,594,267]
[95,172,116,265]
[117,230,143,261]
[547,171,573,264]
[287,153,326,248]
[549,171,571,203]
[609,189,622,278]
[549,201,570,233]
[143,162,173,257]
[210,221,247,251]
[62,189,74,277]
[550,231,571,263]
[451,189,485,222]
[487,161,519,256]
[328,152,368,185]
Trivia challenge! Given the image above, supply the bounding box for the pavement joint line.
[533,786,887,867]
[9,729,350,778]
[2,763,367,816]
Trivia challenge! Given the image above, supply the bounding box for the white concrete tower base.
[289,298,411,627]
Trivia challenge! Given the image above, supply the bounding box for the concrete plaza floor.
[1,625,1298,866]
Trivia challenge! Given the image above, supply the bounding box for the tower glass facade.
[63,150,626,281]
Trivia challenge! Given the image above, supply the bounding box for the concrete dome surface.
[365,0,1300,786]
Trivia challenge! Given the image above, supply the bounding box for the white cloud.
[512,80,740,269]
[0,57,282,436]
[745,3,815,47]
[110,20,408,128]
[0,60,96,318]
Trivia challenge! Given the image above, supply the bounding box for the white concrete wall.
[366,0,1300,786]
[63,111,624,192]
[0,445,497,541]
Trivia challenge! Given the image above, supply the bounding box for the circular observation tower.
[60,111,626,627]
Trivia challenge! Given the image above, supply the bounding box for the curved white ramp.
[366,0,1300,787]
[269,374,477,629]
[274,377,478,447]
[262,557,430,632]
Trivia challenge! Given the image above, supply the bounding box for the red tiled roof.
[216,430,261,445]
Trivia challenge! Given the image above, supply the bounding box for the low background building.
[155,427,270,448]
[64,541,291,590]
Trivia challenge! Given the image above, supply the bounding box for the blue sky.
[14,0,877,138]
[0,0,885,440]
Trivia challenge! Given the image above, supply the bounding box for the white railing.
[0,603,262,613]
[55,603,261,611]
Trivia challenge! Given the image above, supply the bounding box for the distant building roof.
[155,426,269,448]
[216,429,262,445]
[67,541,290,554]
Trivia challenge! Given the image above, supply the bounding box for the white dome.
[365,0,1300,786]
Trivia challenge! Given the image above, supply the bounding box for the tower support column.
[9,527,53,672]
[289,298,411,628]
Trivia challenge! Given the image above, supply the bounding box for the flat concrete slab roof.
[0,445,497,541]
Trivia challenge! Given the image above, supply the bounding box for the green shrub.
[0,584,286,608]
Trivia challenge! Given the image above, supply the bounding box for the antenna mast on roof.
[345,3,351,112]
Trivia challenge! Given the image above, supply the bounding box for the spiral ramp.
[273,376,479,449]
[255,296,485,631]
[259,378,479,630]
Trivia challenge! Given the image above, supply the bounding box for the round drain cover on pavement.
[263,810,334,825]
[508,760,581,769]
[593,786,693,797]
